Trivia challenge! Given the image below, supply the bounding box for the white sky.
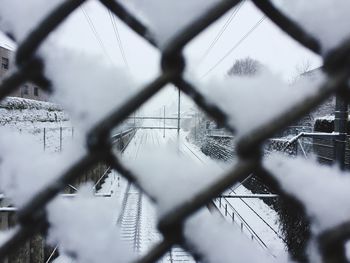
[0,0,322,116]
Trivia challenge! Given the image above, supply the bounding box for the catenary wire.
[199,0,246,65]
[201,16,266,79]
[108,9,130,71]
[81,6,114,65]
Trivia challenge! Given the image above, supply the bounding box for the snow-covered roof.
[301,67,323,79]
[0,31,16,51]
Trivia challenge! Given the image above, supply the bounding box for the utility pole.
[177,88,181,136]
[197,111,200,140]
[133,111,136,127]
[194,112,197,141]
[334,94,348,170]
[163,105,166,138]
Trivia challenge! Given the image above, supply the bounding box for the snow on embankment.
[0,97,69,128]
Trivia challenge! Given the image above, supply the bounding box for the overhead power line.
[108,9,130,71]
[201,16,266,79]
[81,6,114,65]
[199,0,246,65]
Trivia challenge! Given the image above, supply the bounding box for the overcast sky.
[0,0,322,116]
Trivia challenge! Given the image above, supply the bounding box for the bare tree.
[227,57,262,77]
[296,59,312,76]
[289,59,313,84]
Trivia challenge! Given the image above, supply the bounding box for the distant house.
[0,45,49,102]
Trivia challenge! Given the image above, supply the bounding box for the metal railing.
[206,128,233,138]
[0,0,350,262]
[214,197,269,251]
[282,131,349,162]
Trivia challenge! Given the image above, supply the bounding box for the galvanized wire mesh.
[0,0,350,262]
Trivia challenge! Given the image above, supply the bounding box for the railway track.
[116,130,146,253]
[115,128,282,260]
[151,129,195,262]
[117,182,143,253]
[166,247,194,263]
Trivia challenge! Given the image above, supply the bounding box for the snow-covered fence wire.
[0,0,350,262]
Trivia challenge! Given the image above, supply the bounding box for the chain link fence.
[0,0,350,262]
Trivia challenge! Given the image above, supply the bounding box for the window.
[23,85,29,95]
[34,87,39,96]
[2,57,9,70]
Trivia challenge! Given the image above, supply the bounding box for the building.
[0,45,48,101]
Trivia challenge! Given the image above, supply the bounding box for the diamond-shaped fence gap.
[113,0,225,48]
[120,136,227,217]
[197,113,287,256]
[39,43,140,135]
[185,66,325,137]
[111,87,233,213]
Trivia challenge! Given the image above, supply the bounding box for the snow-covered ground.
[78,120,285,261]
[51,117,285,262]
[0,108,286,261]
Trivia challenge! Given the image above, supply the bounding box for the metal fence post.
[43,128,46,151]
[71,127,74,139]
[59,127,63,152]
[334,94,348,170]
[225,203,227,216]
[163,105,165,138]
[177,88,180,136]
